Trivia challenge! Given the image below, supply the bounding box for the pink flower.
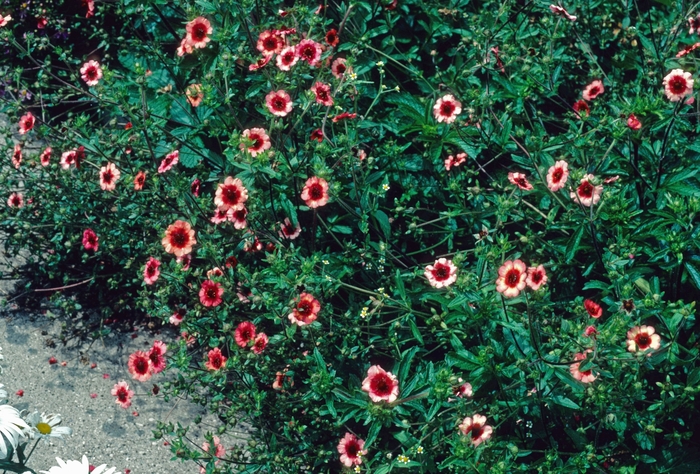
[158,150,179,173]
[444,153,467,171]
[199,280,224,307]
[546,160,569,192]
[177,37,193,56]
[240,128,271,156]
[215,176,249,211]
[433,94,462,123]
[663,69,694,102]
[186,84,203,107]
[80,60,103,86]
[453,382,473,398]
[276,46,298,71]
[234,321,256,348]
[288,293,321,326]
[459,414,493,446]
[424,258,458,288]
[496,259,527,298]
[37,17,47,29]
[526,265,547,291]
[7,192,23,208]
[249,55,272,71]
[337,433,365,467]
[199,436,225,473]
[265,90,293,117]
[296,39,323,66]
[11,144,21,169]
[278,218,301,240]
[508,172,533,191]
[0,15,11,27]
[111,381,134,409]
[331,112,357,122]
[148,340,167,374]
[584,325,598,337]
[60,150,77,169]
[143,257,161,285]
[570,174,603,207]
[18,112,35,135]
[584,299,602,318]
[301,176,329,208]
[40,147,52,167]
[83,0,94,17]
[676,42,700,58]
[205,347,227,371]
[191,178,201,196]
[549,4,577,21]
[362,365,399,403]
[257,30,284,56]
[99,162,120,191]
[185,17,212,49]
[689,15,700,35]
[206,267,223,278]
[170,309,185,326]
[311,82,334,106]
[162,220,196,257]
[570,352,596,383]
[627,326,661,352]
[128,351,152,382]
[252,333,268,354]
[325,29,339,47]
[582,80,604,101]
[331,57,350,79]
[82,228,99,252]
[627,114,642,130]
[310,129,324,142]
[134,171,146,190]
[572,99,589,118]
[227,206,248,229]
[210,208,228,224]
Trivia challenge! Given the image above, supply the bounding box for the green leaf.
[565,225,586,263]
[684,262,700,290]
[550,395,581,410]
[373,209,391,239]
[408,318,424,345]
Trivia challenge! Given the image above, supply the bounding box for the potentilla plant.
[3,0,700,472]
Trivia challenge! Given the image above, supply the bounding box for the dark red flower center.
[669,76,688,94]
[146,265,155,276]
[552,168,563,183]
[588,86,600,97]
[530,271,543,284]
[470,424,484,440]
[210,354,222,368]
[301,45,315,60]
[136,175,145,185]
[192,23,208,41]
[440,102,455,116]
[206,287,218,299]
[233,209,246,220]
[117,388,128,402]
[505,269,521,286]
[578,181,594,198]
[223,186,240,204]
[515,177,528,188]
[297,300,311,315]
[369,372,393,396]
[134,357,149,374]
[432,264,450,281]
[317,89,329,101]
[11,197,20,206]
[170,228,188,247]
[103,170,113,183]
[282,51,295,64]
[336,63,346,75]
[272,97,286,110]
[250,134,263,149]
[309,183,324,200]
[345,440,359,457]
[263,37,279,51]
[86,67,97,80]
[636,333,651,348]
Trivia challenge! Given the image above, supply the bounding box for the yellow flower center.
[36,422,52,435]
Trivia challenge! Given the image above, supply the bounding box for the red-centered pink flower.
[526,265,547,291]
[206,267,223,278]
[215,176,249,211]
[572,99,589,118]
[240,128,271,157]
[325,28,339,47]
[584,299,603,318]
[265,90,293,117]
[582,80,604,101]
[99,162,120,191]
[170,309,185,326]
[496,259,527,298]
[162,220,196,257]
[148,340,167,374]
[205,347,227,371]
[663,69,694,101]
[158,150,179,174]
[191,178,201,196]
[225,256,238,268]
[143,257,161,285]
[82,228,99,252]
[252,333,268,354]
[80,60,103,86]
[0,15,11,27]
[689,15,700,35]
[185,17,212,49]
[459,414,493,446]
[257,30,284,56]
[249,55,272,71]
[177,254,192,270]
[546,160,569,192]
[570,174,602,207]
[276,46,298,71]
[234,321,256,348]
[310,129,324,142]
[549,4,577,21]
[444,152,467,171]
[301,176,329,208]
[111,381,134,409]
[279,217,301,240]
[128,351,152,382]
[433,94,462,124]
[508,172,533,190]
[311,82,334,106]
[676,42,700,58]
[177,37,193,56]
[40,147,52,167]
[18,112,35,135]
[570,351,596,383]
[453,382,473,398]
[7,192,23,208]
[199,280,223,307]
[186,83,203,107]
[60,150,77,169]
[134,170,146,190]
[332,112,357,122]
[37,17,47,29]
[337,433,365,467]
[210,208,228,224]
[627,325,661,352]
[296,39,323,66]
[331,57,350,79]
[362,365,399,403]
[237,284,252,303]
[584,325,598,337]
[11,144,21,169]
[288,292,321,326]
[199,436,225,474]
[627,114,642,130]
[424,258,458,288]
[227,206,248,229]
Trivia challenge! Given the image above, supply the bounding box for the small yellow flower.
[354,467,361,473]
[398,454,410,464]
[416,446,424,454]
[382,183,390,191]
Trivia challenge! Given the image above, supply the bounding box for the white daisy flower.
[41,455,120,474]
[24,412,72,443]
[0,404,30,460]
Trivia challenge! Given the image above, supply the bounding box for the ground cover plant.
[2,0,700,472]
